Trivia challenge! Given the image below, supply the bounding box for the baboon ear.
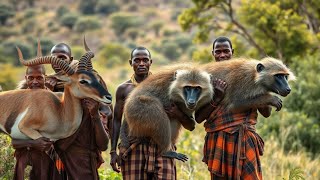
[173,71,178,80]
[256,63,265,72]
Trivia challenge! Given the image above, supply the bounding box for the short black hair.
[130,46,151,59]
[212,36,233,50]
[50,43,72,56]
[26,65,46,75]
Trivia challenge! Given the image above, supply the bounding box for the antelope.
[0,39,112,140]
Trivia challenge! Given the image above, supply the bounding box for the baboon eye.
[80,80,89,84]
[284,75,288,80]
[185,86,191,90]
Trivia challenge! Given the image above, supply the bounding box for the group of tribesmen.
[5,36,268,180]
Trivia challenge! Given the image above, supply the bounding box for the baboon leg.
[229,94,282,111]
[162,151,188,162]
[125,95,172,153]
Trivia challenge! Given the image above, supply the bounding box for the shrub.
[79,0,98,15]
[110,13,143,36]
[56,5,68,18]
[160,42,181,61]
[96,0,119,16]
[74,17,101,32]
[60,13,78,29]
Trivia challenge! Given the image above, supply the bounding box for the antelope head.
[16,38,112,105]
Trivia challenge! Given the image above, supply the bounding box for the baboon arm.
[230,94,282,112]
[258,106,272,118]
[195,103,216,124]
[178,115,196,131]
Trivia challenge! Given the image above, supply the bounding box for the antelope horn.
[37,39,42,57]
[16,46,74,75]
[77,36,94,72]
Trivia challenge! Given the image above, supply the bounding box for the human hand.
[31,137,53,151]
[110,151,121,173]
[45,77,58,91]
[83,99,100,117]
[212,78,227,105]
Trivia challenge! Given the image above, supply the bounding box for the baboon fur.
[202,57,295,111]
[124,66,214,153]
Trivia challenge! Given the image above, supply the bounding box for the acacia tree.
[178,0,317,62]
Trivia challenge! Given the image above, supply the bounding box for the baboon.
[202,57,295,111]
[123,66,214,156]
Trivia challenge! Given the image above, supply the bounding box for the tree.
[60,13,78,29]
[161,42,181,61]
[178,0,316,61]
[97,43,130,68]
[74,17,101,32]
[79,0,98,15]
[150,21,164,37]
[110,13,143,36]
[0,3,14,25]
[96,0,119,16]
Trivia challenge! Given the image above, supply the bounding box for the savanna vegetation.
[0,0,319,179]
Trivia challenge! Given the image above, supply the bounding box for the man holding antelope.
[0,39,112,180]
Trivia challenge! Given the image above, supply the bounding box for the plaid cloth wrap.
[120,137,176,180]
[203,106,264,180]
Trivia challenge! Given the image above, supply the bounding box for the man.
[196,36,271,179]
[12,65,63,180]
[110,47,153,173]
[45,43,74,92]
[111,47,193,179]
[48,43,111,180]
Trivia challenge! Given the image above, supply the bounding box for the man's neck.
[134,73,148,83]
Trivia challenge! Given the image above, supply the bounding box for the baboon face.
[183,85,202,110]
[256,62,292,97]
[169,69,213,111]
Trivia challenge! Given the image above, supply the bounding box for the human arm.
[84,98,109,151]
[110,86,125,172]
[11,137,53,151]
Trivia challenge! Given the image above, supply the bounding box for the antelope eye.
[80,80,88,84]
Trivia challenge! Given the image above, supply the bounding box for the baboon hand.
[162,151,188,162]
[269,96,282,111]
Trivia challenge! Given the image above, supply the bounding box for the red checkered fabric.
[203,106,264,180]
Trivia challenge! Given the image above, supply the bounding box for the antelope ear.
[256,63,265,72]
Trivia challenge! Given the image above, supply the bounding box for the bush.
[32,39,54,56]
[0,134,15,179]
[56,5,68,18]
[96,0,119,16]
[97,43,130,68]
[0,3,14,25]
[79,0,98,15]
[110,13,143,36]
[74,17,101,32]
[60,13,78,29]
[191,48,212,63]
[1,41,32,66]
[174,35,193,51]
[126,28,139,40]
[160,42,181,61]
[24,8,36,19]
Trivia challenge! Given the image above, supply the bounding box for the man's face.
[212,41,233,62]
[25,67,45,89]
[51,46,72,73]
[130,49,152,76]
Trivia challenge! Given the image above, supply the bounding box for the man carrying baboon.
[195,36,273,179]
[110,47,192,179]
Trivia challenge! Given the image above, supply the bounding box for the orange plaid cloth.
[203,106,264,180]
[121,137,176,180]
